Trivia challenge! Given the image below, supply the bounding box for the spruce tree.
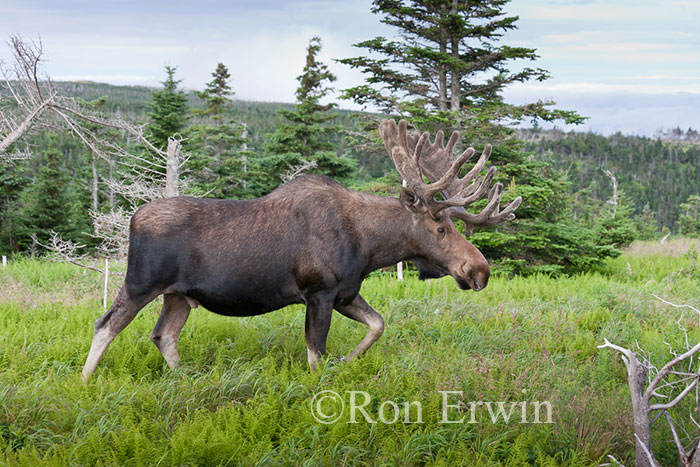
[593,191,639,248]
[195,63,234,121]
[339,0,583,138]
[679,195,700,237]
[635,203,659,240]
[253,36,355,194]
[187,63,252,199]
[0,162,30,253]
[146,66,190,150]
[16,135,88,249]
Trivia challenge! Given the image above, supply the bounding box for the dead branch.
[280,158,317,183]
[1,36,192,261]
[599,295,700,466]
[31,231,124,275]
[654,294,700,316]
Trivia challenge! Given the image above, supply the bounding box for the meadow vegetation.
[0,239,698,465]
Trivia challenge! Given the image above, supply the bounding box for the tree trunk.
[108,159,115,207]
[627,357,657,466]
[165,138,180,198]
[449,0,460,124]
[439,36,447,112]
[690,441,700,467]
[241,123,248,191]
[91,153,99,234]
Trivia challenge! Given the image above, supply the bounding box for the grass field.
[0,239,699,466]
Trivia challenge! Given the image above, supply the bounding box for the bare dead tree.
[602,168,619,219]
[93,135,186,258]
[599,295,700,467]
[0,36,190,261]
[0,35,56,159]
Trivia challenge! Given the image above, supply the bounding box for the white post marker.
[397,179,407,281]
[2,255,6,267]
[103,258,109,311]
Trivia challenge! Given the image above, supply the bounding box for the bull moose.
[81,119,521,380]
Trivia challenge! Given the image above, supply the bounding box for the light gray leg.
[82,285,152,381]
[335,294,385,360]
[150,293,191,369]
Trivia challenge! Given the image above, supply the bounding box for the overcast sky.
[1,0,698,136]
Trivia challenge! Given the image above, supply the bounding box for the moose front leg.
[304,296,334,371]
[335,294,385,361]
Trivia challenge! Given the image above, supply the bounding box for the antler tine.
[379,119,424,188]
[433,166,497,210]
[450,183,523,227]
[413,131,430,168]
[423,147,475,199]
[461,144,491,186]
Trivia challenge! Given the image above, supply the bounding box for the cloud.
[524,4,666,21]
[510,81,700,95]
[504,88,700,135]
[1,0,698,136]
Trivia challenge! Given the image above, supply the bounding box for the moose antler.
[379,119,521,232]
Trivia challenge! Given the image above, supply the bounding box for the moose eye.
[437,227,446,237]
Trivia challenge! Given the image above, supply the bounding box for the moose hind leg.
[305,296,334,372]
[335,294,385,361]
[150,293,191,370]
[82,285,153,381]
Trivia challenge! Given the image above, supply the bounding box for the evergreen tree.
[146,66,190,150]
[195,63,234,121]
[0,162,30,253]
[468,146,617,275]
[593,191,638,248]
[186,123,252,199]
[679,195,700,237]
[187,63,252,199]
[253,36,355,194]
[15,135,89,250]
[635,203,660,241]
[339,0,583,139]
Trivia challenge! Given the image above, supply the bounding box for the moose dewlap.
[82,119,521,380]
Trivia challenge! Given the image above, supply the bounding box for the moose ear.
[400,187,424,213]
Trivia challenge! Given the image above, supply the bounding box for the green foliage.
[636,204,660,241]
[593,192,639,248]
[1,245,698,465]
[467,145,619,275]
[185,122,252,199]
[678,194,700,237]
[0,163,30,253]
[523,129,700,231]
[339,0,584,138]
[11,135,90,250]
[195,62,234,121]
[255,37,356,193]
[250,151,356,196]
[185,63,254,199]
[146,66,190,150]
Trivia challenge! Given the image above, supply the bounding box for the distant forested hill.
[521,129,700,231]
[46,82,700,231]
[54,81,362,158]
